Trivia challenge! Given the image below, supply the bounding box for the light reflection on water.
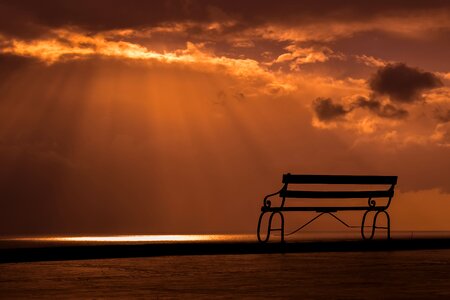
[0,234,255,248]
[10,234,227,242]
[2,231,450,248]
[1,231,363,245]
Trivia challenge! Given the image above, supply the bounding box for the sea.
[1,232,450,299]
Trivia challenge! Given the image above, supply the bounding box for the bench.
[257,174,397,243]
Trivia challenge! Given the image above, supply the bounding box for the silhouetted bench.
[257,174,397,243]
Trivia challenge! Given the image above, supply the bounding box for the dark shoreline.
[2,238,450,264]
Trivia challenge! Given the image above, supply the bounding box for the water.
[2,232,450,298]
[1,250,450,298]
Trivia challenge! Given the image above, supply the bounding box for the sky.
[1,0,450,235]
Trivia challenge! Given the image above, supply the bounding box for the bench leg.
[271,212,285,243]
[257,212,269,243]
[361,210,390,240]
[361,210,375,240]
[257,211,285,243]
[376,211,390,240]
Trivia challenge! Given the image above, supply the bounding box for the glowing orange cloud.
[274,45,341,71]
[0,29,295,95]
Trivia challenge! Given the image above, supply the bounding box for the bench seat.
[262,206,385,212]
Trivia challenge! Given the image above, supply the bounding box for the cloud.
[313,95,409,122]
[369,63,443,103]
[435,109,450,123]
[0,1,201,38]
[431,123,450,147]
[355,55,387,68]
[312,63,445,129]
[274,45,338,70]
[312,97,349,121]
[0,29,296,96]
[1,1,450,47]
[354,97,408,119]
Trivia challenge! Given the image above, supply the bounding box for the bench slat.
[282,174,397,185]
[262,206,383,212]
[280,190,394,198]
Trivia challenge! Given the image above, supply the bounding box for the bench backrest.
[280,174,397,199]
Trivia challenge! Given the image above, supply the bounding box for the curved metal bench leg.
[375,211,391,240]
[361,210,376,240]
[268,211,285,243]
[257,212,269,243]
[362,210,391,240]
[385,211,391,240]
[257,211,285,243]
[277,212,285,243]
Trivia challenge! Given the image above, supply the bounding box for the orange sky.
[1,1,450,235]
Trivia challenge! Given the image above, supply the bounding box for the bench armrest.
[263,185,286,208]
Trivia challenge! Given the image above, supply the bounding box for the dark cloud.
[355,97,408,119]
[313,97,348,121]
[313,96,409,122]
[314,63,444,122]
[378,103,409,119]
[0,1,197,38]
[354,97,381,111]
[369,63,443,103]
[1,1,449,38]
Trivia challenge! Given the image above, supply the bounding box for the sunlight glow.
[9,235,251,243]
